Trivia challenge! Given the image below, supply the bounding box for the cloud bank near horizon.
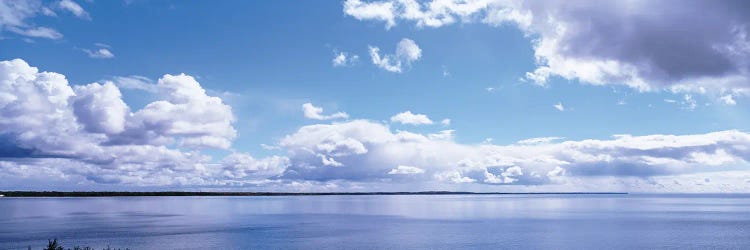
[1,58,750,192]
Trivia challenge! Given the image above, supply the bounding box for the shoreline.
[0,191,628,197]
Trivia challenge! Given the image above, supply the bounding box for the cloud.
[553,102,564,111]
[442,65,450,77]
[8,26,63,39]
[396,38,421,61]
[666,94,698,110]
[4,58,750,191]
[343,0,396,29]
[220,153,288,179]
[681,94,697,111]
[0,0,70,39]
[720,94,737,105]
[57,0,89,20]
[344,0,492,29]
[112,73,238,149]
[517,137,564,145]
[0,1,45,28]
[428,130,454,141]
[275,119,750,187]
[369,38,422,73]
[83,44,115,59]
[260,143,281,151]
[72,82,129,134]
[344,0,750,96]
[0,58,265,187]
[390,111,433,125]
[483,166,523,184]
[332,51,359,67]
[440,118,451,126]
[302,103,349,120]
[111,75,158,93]
[0,0,87,40]
[521,1,750,94]
[0,59,88,157]
[83,49,115,59]
[41,6,56,17]
[435,171,476,183]
[388,165,425,175]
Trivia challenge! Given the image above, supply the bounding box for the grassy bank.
[37,239,128,250]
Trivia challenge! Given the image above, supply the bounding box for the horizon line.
[0,191,629,197]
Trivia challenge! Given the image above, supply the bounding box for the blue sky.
[1,0,750,192]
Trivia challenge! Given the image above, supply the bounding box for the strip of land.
[0,191,627,197]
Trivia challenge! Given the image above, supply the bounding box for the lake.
[1,194,749,249]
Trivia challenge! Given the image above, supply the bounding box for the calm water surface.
[1,194,749,249]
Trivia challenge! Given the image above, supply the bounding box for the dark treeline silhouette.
[38,239,128,250]
[2,191,627,197]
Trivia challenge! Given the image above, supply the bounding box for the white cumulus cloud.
[0,58,275,187]
[390,111,433,125]
[344,0,396,29]
[72,82,129,134]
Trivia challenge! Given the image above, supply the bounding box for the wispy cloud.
[83,47,115,59]
[332,50,359,67]
[111,75,157,92]
[369,38,421,73]
[57,0,90,20]
[0,0,90,40]
[553,102,565,111]
[302,103,349,120]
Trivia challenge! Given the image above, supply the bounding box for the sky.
[1,0,750,192]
